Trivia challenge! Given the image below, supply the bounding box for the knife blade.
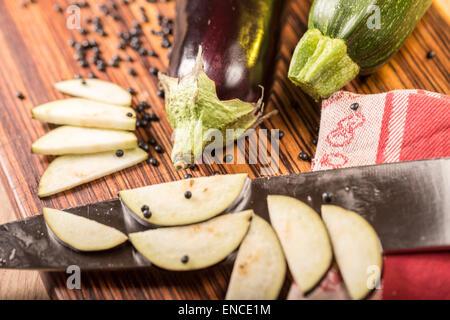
[0,158,448,271]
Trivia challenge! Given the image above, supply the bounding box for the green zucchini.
[288,0,432,100]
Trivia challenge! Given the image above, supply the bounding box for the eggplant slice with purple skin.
[158,0,285,170]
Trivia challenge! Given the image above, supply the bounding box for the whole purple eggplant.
[159,0,285,169]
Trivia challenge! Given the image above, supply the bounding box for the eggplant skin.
[169,0,285,102]
[309,0,432,74]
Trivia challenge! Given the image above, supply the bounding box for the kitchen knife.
[0,157,448,271]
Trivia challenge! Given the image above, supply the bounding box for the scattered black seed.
[74,74,82,79]
[68,39,76,47]
[314,126,320,133]
[126,112,133,117]
[87,72,96,79]
[157,89,165,98]
[149,67,158,75]
[138,101,149,109]
[109,59,119,67]
[148,50,157,57]
[117,41,126,50]
[312,138,318,146]
[161,38,171,48]
[140,119,149,128]
[127,87,136,95]
[85,18,93,24]
[149,157,158,166]
[81,78,87,85]
[149,113,158,121]
[278,130,284,139]
[148,137,156,145]
[115,149,124,157]
[224,154,233,163]
[136,105,145,113]
[138,48,148,56]
[299,151,309,161]
[138,141,149,152]
[184,191,192,199]
[79,28,88,35]
[213,171,220,175]
[79,60,89,68]
[322,192,332,203]
[135,120,141,127]
[350,102,359,111]
[427,50,436,59]
[181,255,189,264]
[184,173,192,179]
[189,164,197,170]
[154,145,163,153]
[96,60,106,72]
[141,205,151,218]
[53,4,63,12]
[16,92,25,100]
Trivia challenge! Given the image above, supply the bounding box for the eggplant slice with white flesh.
[32,98,136,131]
[43,208,128,252]
[119,173,248,226]
[322,205,383,300]
[267,195,333,294]
[38,148,148,198]
[129,210,252,271]
[226,215,286,300]
[54,78,132,106]
[32,126,138,155]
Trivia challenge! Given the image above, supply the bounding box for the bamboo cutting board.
[0,0,448,300]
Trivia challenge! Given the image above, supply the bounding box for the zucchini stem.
[288,29,359,101]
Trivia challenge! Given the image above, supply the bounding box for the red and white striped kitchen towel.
[288,89,450,300]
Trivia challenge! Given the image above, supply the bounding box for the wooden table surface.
[0,0,448,300]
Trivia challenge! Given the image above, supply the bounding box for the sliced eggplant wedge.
[119,173,247,226]
[32,98,136,131]
[32,126,138,155]
[54,79,132,106]
[38,148,148,197]
[267,195,333,294]
[322,205,383,300]
[129,210,252,271]
[43,207,128,251]
[226,215,286,300]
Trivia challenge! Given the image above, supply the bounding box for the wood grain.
[0,0,448,299]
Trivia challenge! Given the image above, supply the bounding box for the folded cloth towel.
[288,89,450,300]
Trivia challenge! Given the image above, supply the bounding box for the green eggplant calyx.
[288,29,360,101]
[158,47,276,170]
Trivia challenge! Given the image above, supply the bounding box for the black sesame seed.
[181,255,189,264]
[148,137,156,145]
[81,78,87,85]
[16,92,25,100]
[189,164,197,170]
[126,112,133,117]
[74,74,82,79]
[312,138,318,146]
[140,119,149,128]
[427,50,436,59]
[350,102,359,111]
[322,192,332,203]
[184,173,192,179]
[149,67,158,75]
[128,68,137,76]
[127,87,136,95]
[115,149,124,157]
[138,141,149,151]
[154,145,163,153]
[87,72,96,79]
[141,204,149,213]
[149,157,158,166]
[126,55,134,62]
[138,101,149,109]
[138,48,148,56]
[278,130,284,139]
[157,89,165,98]
[299,151,309,161]
[184,191,192,199]
[314,126,320,133]
[212,171,220,175]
